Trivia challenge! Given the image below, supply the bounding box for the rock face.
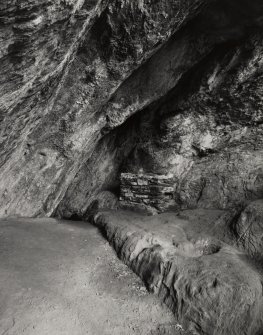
[2,2,263,334]
[0,0,207,217]
[233,200,263,261]
[123,33,263,212]
[1,0,263,217]
[93,210,263,335]
[58,1,263,218]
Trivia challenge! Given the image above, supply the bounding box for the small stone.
[138,179,148,186]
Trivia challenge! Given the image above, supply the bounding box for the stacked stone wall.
[120,173,175,214]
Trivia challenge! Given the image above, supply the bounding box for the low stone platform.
[120,173,176,214]
[94,209,263,335]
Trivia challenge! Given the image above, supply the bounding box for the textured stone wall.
[0,0,209,217]
[94,210,263,335]
[1,0,263,217]
[123,32,263,211]
[120,173,175,214]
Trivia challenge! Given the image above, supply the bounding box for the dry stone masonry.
[120,173,176,214]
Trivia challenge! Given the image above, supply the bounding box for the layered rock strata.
[119,173,175,214]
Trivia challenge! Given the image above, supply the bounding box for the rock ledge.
[94,210,263,335]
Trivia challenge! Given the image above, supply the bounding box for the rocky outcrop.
[1,0,208,217]
[58,4,263,218]
[93,210,263,335]
[123,33,263,211]
[233,200,263,261]
[2,1,263,217]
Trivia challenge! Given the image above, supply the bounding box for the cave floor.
[0,218,183,335]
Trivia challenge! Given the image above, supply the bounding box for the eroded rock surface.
[2,1,263,334]
[58,10,263,217]
[94,210,263,335]
[123,33,263,211]
[0,0,208,217]
[235,200,263,260]
[2,1,263,217]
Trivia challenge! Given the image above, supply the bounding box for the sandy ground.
[0,218,181,335]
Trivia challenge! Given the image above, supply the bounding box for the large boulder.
[94,210,263,335]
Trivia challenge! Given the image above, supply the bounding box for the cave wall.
[0,0,206,217]
[124,32,263,210]
[59,31,263,218]
[1,0,263,217]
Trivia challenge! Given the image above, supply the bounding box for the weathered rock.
[176,149,263,209]
[123,32,263,211]
[2,1,263,217]
[234,199,263,260]
[2,2,263,333]
[1,0,210,217]
[93,210,263,335]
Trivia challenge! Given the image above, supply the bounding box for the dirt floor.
[0,217,185,335]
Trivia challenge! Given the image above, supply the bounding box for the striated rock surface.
[1,1,263,217]
[0,0,208,217]
[58,2,263,218]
